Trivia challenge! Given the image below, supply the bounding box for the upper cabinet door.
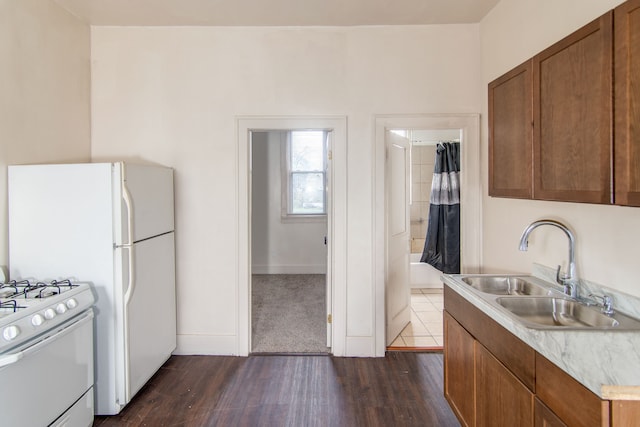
[488,60,533,199]
[533,12,613,204]
[615,0,640,206]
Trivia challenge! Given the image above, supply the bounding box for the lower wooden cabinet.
[444,289,640,427]
[534,398,567,427]
[611,401,640,426]
[444,311,475,426]
[445,310,533,427]
[475,343,534,426]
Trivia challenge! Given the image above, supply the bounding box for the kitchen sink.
[495,297,640,329]
[451,274,640,330]
[461,276,557,296]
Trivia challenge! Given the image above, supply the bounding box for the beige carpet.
[251,274,329,354]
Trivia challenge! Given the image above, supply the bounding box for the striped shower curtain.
[420,142,461,274]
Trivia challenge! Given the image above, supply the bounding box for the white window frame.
[281,130,328,222]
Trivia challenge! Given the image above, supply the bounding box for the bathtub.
[410,253,443,289]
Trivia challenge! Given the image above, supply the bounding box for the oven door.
[0,310,94,426]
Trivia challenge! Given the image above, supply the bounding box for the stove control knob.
[56,303,68,314]
[31,314,45,327]
[3,325,20,341]
[66,298,78,309]
[44,308,56,320]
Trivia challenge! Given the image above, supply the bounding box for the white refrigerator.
[8,162,177,416]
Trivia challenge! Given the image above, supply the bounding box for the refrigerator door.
[115,163,176,405]
[122,163,174,241]
[119,232,176,402]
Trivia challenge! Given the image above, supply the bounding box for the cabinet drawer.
[535,353,609,427]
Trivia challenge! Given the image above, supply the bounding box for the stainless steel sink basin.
[495,297,640,329]
[451,274,640,331]
[461,276,556,296]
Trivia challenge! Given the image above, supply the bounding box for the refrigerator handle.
[121,174,134,248]
[121,179,135,403]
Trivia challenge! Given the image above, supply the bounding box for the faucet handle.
[555,265,567,284]
[556,265,578,298]
[589,293,614,315]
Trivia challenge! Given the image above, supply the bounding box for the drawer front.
[535,353,608,427]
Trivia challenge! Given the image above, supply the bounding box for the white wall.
[90,24,481,355]
[251,131,327,274]
[0,0,91,273]
[479,0,640,296]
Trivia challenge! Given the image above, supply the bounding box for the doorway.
[237,117,347,357]
[374,114,482,356]
[387,128,460,349]
[250,130,329,353]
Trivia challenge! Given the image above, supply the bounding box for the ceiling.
[53,0,501,26]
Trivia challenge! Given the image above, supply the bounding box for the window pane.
[291,131,324,171]
[291,172,325,214]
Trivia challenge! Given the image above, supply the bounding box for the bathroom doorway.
[388,128,460,349]
[374,114,482,355]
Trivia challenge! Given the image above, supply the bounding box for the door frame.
[236,116,347,356]
[373,114,482,356]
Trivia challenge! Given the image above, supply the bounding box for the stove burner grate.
[0,279,79,300]
[0,299,18,313]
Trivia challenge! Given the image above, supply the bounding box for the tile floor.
[389,288,444,348]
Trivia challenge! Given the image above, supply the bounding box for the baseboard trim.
[174,334,239,356]
[251,265,326,274]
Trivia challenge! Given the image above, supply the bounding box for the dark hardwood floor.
[93,352,460,427]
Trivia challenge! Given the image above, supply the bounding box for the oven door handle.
[0,310,94,368]
[0,351,24,368]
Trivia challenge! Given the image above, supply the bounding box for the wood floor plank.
[93,352,460,427]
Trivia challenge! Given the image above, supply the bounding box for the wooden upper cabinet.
[614,0,640,206]
[532,12,613,204]
[488,60,533,198]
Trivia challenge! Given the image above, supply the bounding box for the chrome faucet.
[518,219,578,298]
[589,293,615,315]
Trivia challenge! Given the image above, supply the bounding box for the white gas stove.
[0,279,94,351]
[0,279,95,426]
